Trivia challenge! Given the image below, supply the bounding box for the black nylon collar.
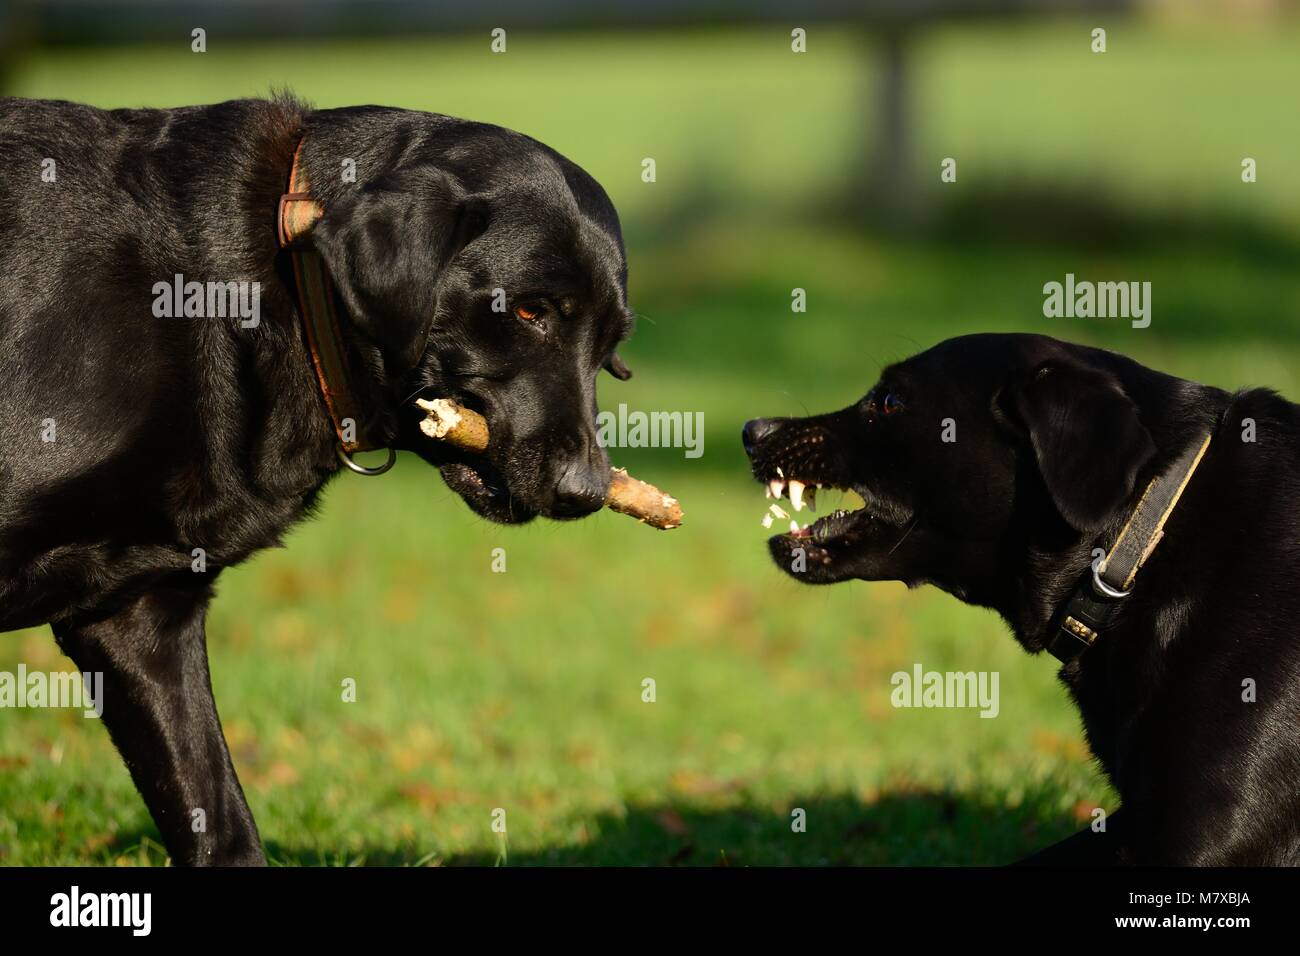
[1045,431,1213,663]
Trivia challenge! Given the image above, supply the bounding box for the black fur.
[0,96,633,864]
[744,333,1300,865]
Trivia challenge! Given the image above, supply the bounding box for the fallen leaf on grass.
[669,771,745,798]
[84,832,118,854]
[654,808,691,837]
[1072,800,1102,823]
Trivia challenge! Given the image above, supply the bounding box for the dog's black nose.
[742,418,779,456]
[551,464,609,518]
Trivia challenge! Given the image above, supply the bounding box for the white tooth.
[769,503,789,520]
[776,467,784,478]
[789,480,805,512]
[768,479,784,499]
[761,513,774,529]
[789,519,799,533]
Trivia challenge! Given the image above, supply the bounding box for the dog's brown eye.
[882,392,904,414]
[514,304,543,323]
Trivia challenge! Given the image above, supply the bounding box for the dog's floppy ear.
[1010,362,1156,533]
[311,165,485,378]
[603,353,633,380]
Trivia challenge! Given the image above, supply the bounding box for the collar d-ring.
[1091,565,1132,600]
[336,443,397,476]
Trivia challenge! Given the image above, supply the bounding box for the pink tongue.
[791,525,812,538]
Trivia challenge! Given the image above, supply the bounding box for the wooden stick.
[415,398,490,453]
[415,398,683,530]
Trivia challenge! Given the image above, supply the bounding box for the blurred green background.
[1,6,1297,865]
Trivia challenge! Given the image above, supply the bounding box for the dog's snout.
[551,462,609,518]
[743,418,779,456]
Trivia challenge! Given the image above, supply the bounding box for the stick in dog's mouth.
[415,398,683,530]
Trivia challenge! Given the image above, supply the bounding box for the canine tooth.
[769,503,789,520]
[761,513,774,529]
[768,479,784,499]
[789,519,799,533]
[788,480,805,512]
[777,467,784,478]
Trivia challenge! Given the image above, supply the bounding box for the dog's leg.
[52,579,266,866]
[1013,808,1128,866]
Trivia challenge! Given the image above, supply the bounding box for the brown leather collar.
[278,138,391,469]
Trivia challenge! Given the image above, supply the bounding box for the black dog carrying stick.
[415,398,684,530]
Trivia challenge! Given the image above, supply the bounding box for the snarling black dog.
[744,333,1300,865]
[0,96,634,864]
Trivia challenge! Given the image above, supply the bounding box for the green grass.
[1,470,1106,866]
[1,18,1297,865]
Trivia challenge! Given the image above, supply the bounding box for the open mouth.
[744,421,916,580]
[744,415,922,583]
[757,471,890,552]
